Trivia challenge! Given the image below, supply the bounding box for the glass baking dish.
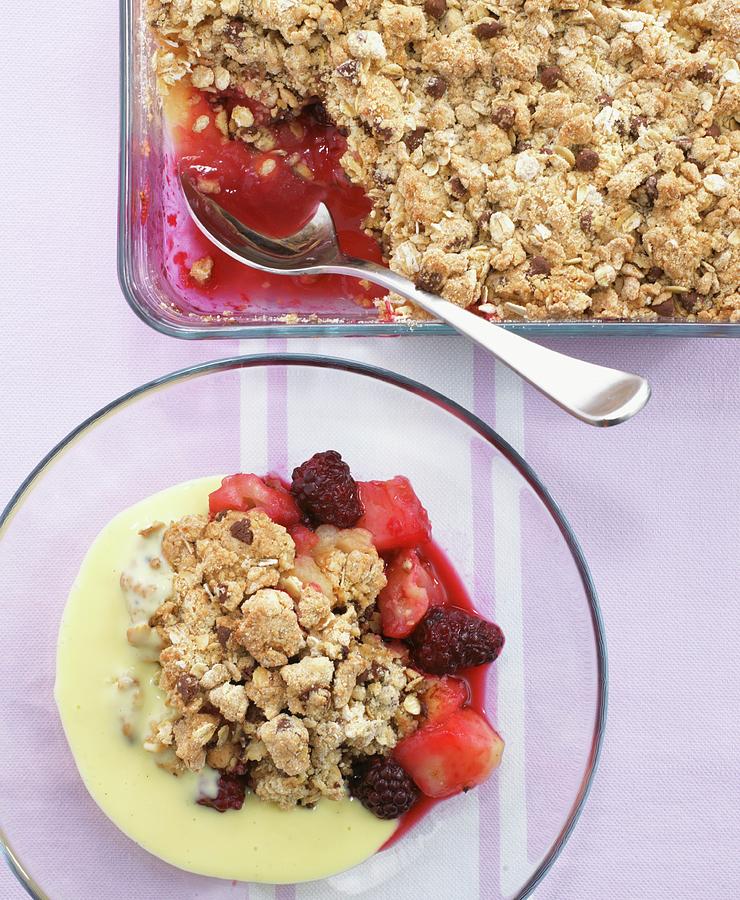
[117,0,738,339]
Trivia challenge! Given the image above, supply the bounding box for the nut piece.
[173,714,219,770]
[644,175,659,203]
[189,257,213,284]
[539,66,562,89]
[415,269,443,293]
[208,682,248,722]
[403,694,422,715]
[347,30,387,61]
[575,150,599,172]
[246,666,287,719]
[426,75,448,98]
[176,674,199,704]
[424,0,446,20]
[653,298,675,317]
[703,174,728,196]
[281,656,334,715]
[333,652,368,708]
[200,663,230,690]
[336,60,360,82]
[295,585,333,630]
[404,127,428,152]
[491,106,515,130]
[126,621,163,658]
[312,526,387,611]
[474,21,504,39]
[529,256,551,276]
[594,263,617,287]
[231,106,255,129]
[489,212,515,244]
[236,589,305,667]
[514,154,540,182]
[259,714,310,776]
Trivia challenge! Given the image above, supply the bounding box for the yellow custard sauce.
[55,477,394,884]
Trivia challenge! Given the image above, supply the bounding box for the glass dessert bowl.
[57,461,507,883]
[0,356,606,899]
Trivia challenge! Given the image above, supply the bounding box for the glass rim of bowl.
[0,353,608,900]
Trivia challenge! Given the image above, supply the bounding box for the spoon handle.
[346,259,650,427]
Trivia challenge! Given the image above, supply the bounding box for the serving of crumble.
[140,508,423,809]
[125,455,504,820]
[148,0,738,323]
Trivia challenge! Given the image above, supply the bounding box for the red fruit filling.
[196,772,248,812]
[378,548,446,638]
[166,87,387,317]
[418,675,469,724]
[288,523,320,556]
[407,605,505,675]
[350,756,419,820]
[394,709,504,799]
[208,473,301,526]
[291,450,364,528]
[356,477,432,552]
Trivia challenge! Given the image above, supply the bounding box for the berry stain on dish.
[55,452,505,883]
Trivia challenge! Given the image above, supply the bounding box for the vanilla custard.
[55,478,394,884]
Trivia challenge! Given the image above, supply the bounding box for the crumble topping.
[189,255,214,283]
[129,508,423,808]
[148,0,739,323]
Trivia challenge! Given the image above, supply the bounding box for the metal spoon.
[180,173,650,426]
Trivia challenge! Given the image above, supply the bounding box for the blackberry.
[408,606,504,675]
[351,756,418,819]
[196,772,247,812]
[291,451,363,528]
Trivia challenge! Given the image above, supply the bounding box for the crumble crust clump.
[135,509,423,808]
[148,0,739,324]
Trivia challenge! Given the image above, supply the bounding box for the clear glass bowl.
[0,356,607,899]
[118,0,738,339]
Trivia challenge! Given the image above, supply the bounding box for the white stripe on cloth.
[248,885,277,900]
[236,336,482,898]
[492,361,529,896]
[239,339,271,473]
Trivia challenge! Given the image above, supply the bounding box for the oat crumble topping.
[148,0,739,323]
[189,255,215,283]
[131,508,423,808]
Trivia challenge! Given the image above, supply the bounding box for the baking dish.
[117,0,739,339]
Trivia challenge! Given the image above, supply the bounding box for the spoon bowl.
[181,175,344,273]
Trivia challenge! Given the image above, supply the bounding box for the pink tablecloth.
[1,6,739,899]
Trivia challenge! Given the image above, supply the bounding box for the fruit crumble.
[125,452,505,825]
[148,0,739,323]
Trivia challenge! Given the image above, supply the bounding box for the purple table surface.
[1,6,739,899]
